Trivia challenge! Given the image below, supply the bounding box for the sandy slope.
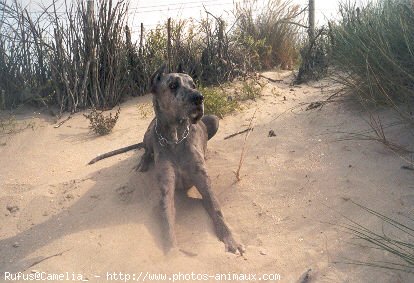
[0,71,413,283]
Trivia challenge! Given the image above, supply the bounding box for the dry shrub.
[84,107,120,135]
[137,103,152,119]
[0,0,130,112]
[234,0,304,70]
[0,0,53,108]
[295,28,330,84]
[49,0,129,112]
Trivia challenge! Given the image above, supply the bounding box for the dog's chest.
[173,166,193,190]
[158,143,205,190]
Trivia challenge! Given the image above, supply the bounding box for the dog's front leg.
[136,148,153,172]
[156,159,177,251]
[193,168,244,255]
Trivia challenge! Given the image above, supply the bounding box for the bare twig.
[401,165,414,171]
[259,74,283,83]
[280,20,309,29]
[224,128,253,140]
[24,248,72,271]
[53,115,71,128]
[235,108,257,181]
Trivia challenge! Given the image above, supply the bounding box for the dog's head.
[150,64,204,124]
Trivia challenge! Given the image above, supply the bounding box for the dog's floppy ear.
[150,64,167,93]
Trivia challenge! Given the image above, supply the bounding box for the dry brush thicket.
[0,0,303,113]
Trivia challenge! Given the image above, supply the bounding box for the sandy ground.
[0,71,413,283]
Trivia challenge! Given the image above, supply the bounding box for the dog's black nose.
[192,93,204,105]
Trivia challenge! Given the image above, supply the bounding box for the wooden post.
[86,0,94,61]
[125,25,133,66]
[86,0,98,107]
[0,89,5,110]
[218,18,224,59]
[167,18,172,72]
[308,0,315,41]
[139,22,144,56]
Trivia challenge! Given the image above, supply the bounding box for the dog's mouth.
[189,104,204,123]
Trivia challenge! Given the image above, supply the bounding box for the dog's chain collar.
[155,118,190,147]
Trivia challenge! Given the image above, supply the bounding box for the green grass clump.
[329,0,414,119]
[201,86,238,118]
[240,79,263,101]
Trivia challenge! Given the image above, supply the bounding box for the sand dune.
[1,71,413,282]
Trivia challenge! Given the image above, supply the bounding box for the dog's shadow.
[0,155,213,275]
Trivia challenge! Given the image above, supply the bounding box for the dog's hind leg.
[201,115,219,140]
[156,158,178,251]
[135,120,155,172]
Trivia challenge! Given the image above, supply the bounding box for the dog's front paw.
[134,162,147,172]
[133,163,144,172]
[223,235,245,255]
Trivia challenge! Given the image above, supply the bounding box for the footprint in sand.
[116,185,135,202]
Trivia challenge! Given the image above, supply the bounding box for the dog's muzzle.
[191,93,204,105]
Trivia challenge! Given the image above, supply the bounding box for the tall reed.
[329,0,414,122]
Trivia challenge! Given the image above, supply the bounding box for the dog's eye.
[169,82,178,90]
[191,83,196,89]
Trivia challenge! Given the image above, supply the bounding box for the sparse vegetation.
[239,78,264,101]
[0,115,17,135]
[234,0,304,70]
[0,115,35,136]
[337,201,414,273]
[84,107,120,135]
[137,103,153,119]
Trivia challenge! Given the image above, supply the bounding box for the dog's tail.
[201,115,219,140]
[88,143,144,165]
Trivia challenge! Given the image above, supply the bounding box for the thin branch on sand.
[24,248,72,271]
[224,128,253,140]
[235,108,257,181]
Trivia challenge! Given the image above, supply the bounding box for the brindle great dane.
[89,65,244,254]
